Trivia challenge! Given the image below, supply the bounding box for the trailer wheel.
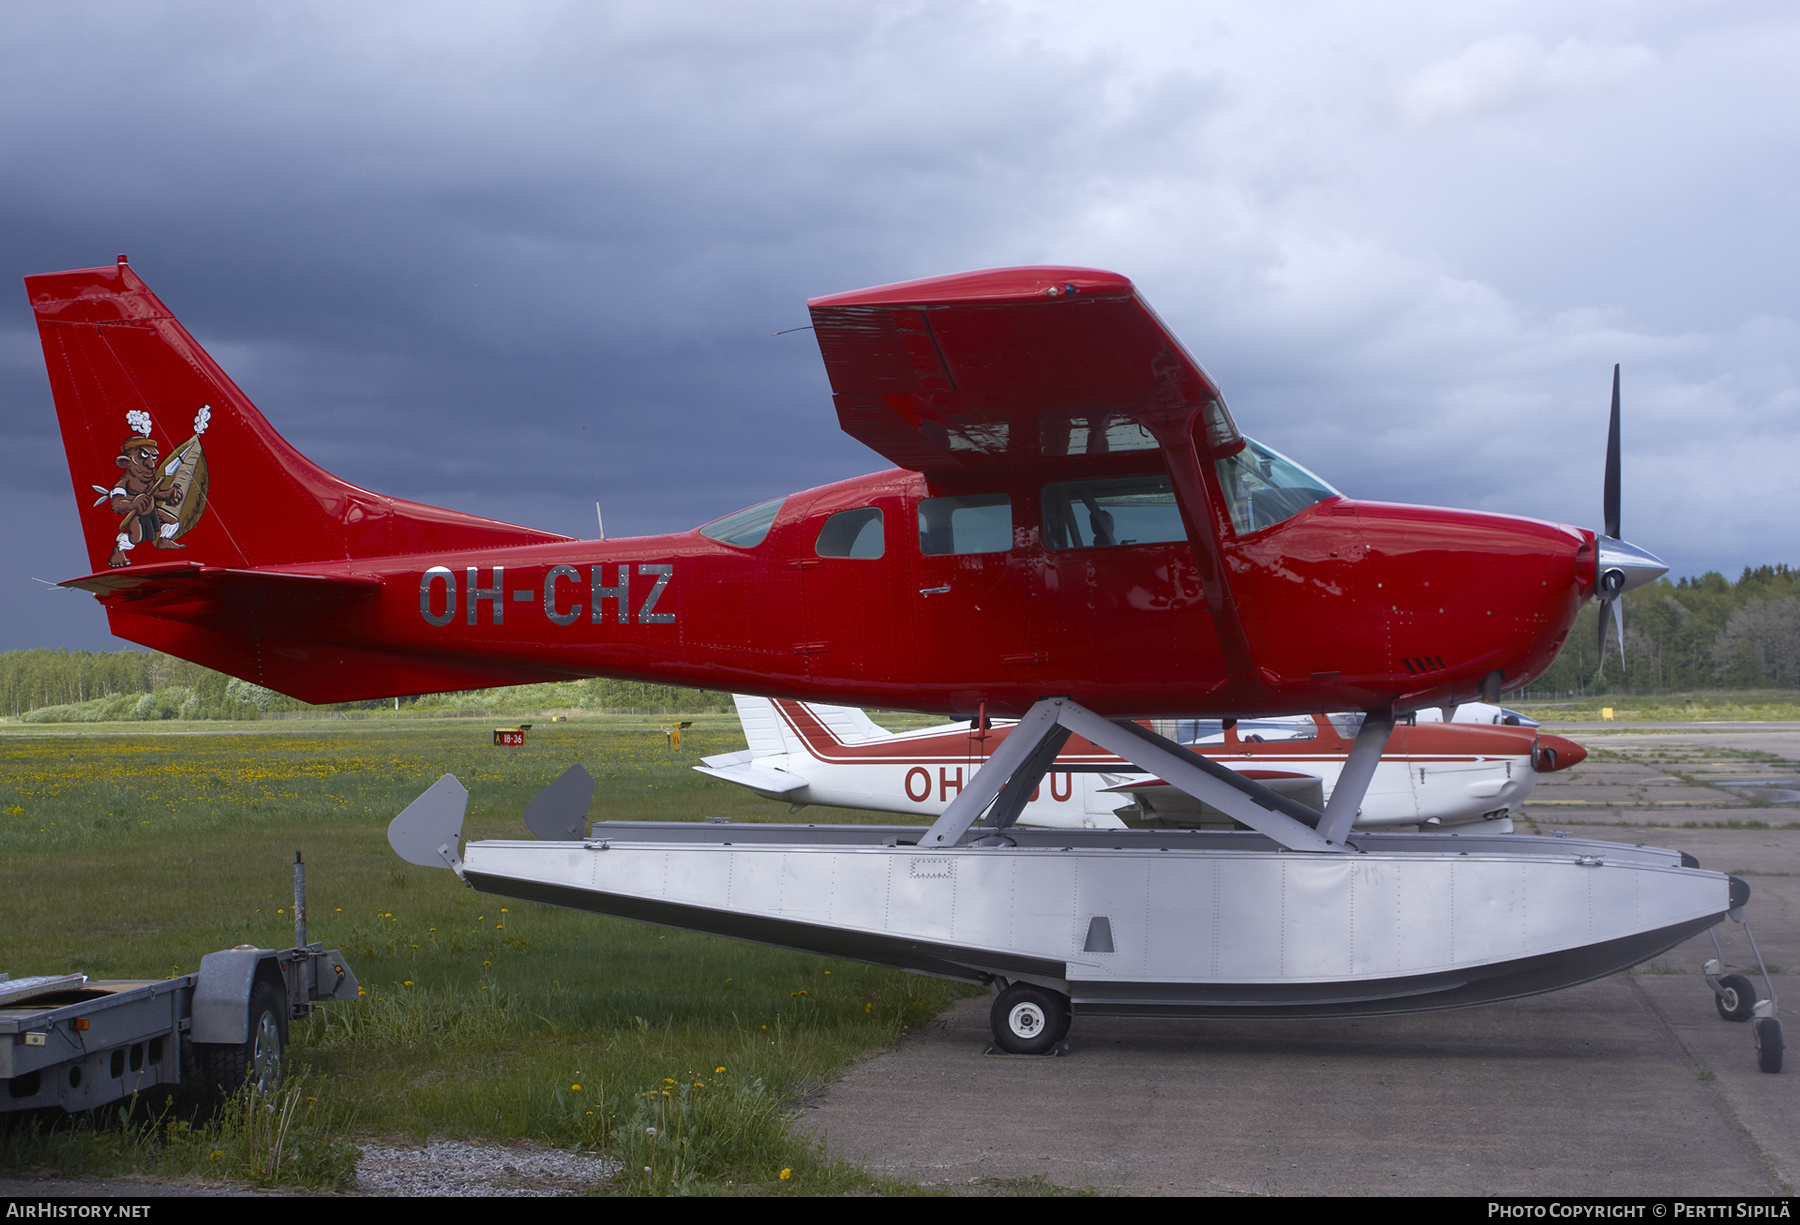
[1754,1017,1784,1074]
[1715,974,1757,1023]
[990,983,1070,1055]
[196,981,287,1099]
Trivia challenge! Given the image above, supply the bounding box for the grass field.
[1511,691,1800,722]
[0,715,974,1194]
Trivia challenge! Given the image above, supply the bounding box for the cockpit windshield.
[1214,438,1338,535]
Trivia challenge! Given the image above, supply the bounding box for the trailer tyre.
[196,981,287,1099]
[990,983,1070,1055]
[1754,1017,1783,1074]
[1716,974,1756,1023]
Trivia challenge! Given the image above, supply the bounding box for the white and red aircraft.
[699,696,1586,831]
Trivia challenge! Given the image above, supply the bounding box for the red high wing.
[28,259,1598,717]
[810,267,1240,474]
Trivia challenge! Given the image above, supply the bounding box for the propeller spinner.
[1596,364,1669,675]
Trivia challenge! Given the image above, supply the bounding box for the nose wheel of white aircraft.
[989,982,1072,1055]
[1706,912,1783,1073]
[1712,973,1757,1023]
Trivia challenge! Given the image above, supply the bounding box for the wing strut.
[919,701,1067,847]
[922,698,1354,853]
[1315,712,1397,846]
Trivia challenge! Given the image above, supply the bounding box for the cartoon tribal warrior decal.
[92,406,211,567]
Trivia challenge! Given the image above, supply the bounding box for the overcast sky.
[3,1,1795,652]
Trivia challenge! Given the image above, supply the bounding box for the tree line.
[1523,564,1800,697]
[0,649,732,722]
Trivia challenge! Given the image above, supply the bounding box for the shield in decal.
[157,433,210,538]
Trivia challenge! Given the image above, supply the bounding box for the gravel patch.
[355,1140,618,1196]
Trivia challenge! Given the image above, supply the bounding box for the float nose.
[1535,734,1587,773]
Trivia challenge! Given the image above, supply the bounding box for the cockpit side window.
[815,507,884,558]
[917,494,1011,556]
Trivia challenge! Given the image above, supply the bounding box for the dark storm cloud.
[1,2,1173,646]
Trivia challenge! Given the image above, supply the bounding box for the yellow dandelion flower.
[779,1168,792,1180]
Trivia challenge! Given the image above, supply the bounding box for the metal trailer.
[1,855,359,1115]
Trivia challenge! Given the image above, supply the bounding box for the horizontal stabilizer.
[61,562,380,619]
[693,761,809,796]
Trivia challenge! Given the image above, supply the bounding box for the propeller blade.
[1603,364,1621,540]
[1597,598,1610,678]
[1612,596,1625,671]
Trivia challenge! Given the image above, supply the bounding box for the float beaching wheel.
[990,982,1071,1055]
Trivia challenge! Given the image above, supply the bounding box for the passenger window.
[917,494,1012,556]
[1041,475,1186,550]
[815,507,884,558]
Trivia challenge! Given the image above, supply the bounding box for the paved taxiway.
[802,722,1800,1196]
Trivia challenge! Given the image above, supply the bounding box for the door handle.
[919,586,951,597]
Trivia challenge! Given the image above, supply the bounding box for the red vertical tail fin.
[27,257,569,578]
